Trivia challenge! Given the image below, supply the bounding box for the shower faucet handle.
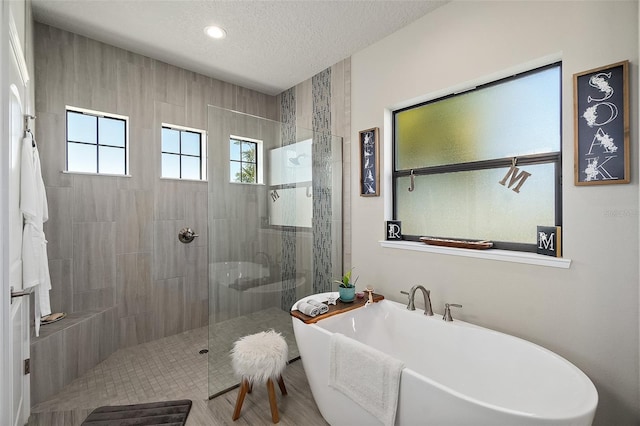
[178,227,199,244]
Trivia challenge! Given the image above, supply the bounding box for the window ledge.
[160,177,208,183]
[379,240,571,269]
[62,171,131,178]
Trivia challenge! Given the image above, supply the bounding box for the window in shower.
[66,106,129,175]
[268,138,313,228]
[161,124,207,180]
[230,136,263,184]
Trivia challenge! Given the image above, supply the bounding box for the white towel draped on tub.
[329,333,404,426]
[21,132,51,337]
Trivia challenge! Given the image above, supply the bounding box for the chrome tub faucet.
[401,285,433,316]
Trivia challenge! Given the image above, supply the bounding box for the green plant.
[334,268,358,288]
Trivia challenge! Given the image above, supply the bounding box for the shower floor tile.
[208,307,299,395]
[29,307,314,426]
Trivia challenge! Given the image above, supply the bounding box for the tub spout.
[405,285,433,316]
[255,251,271,268]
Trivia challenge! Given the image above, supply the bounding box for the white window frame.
[229,134,264,185]
[161,123,207,181]
[65,105,130,176]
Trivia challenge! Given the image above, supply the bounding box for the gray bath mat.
[81,399,192,425]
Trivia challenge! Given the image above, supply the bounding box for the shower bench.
[29,307,117,407]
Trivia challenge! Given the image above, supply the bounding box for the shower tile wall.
[311,68,333,294]
[32,21,351,405]
[34,23,278,351]
[279,88,298,310]
[277,60,352,282]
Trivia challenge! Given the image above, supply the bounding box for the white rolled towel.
[307,299,329,314]
[298,301,320,317]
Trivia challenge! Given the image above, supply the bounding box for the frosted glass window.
[161,125,205,180]
[230,138,259,184]
[395,66,561,170]
[269,139,312,185]
[66,108,127,175]
[395,165,556,244]
[393,63,562,251]
[268,187,313,228]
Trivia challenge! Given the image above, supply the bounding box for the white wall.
[351,1,639,424]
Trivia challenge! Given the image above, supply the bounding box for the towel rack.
[24,114,36,132]
[24,114,36,147]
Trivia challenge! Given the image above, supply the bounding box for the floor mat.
[81,399,192,425]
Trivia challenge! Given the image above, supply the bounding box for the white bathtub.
[292,293,598,426]
[210,261,307,321]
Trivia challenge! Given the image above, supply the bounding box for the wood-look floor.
[27,360,328,426]
[187,361,328,426]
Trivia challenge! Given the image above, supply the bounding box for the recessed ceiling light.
[204,25,226,40]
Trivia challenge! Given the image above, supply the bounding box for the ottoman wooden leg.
[277,375,287,396]
[267,378,279,423]
[232,379,250,421]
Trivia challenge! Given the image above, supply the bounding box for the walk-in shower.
[206,106,343,397]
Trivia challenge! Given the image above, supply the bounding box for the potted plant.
[334,268,358,302]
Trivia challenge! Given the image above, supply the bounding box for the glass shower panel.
[206,106,342,398]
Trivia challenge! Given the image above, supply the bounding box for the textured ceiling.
[31,0,446,95]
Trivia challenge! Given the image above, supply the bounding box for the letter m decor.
[499,163,532,194]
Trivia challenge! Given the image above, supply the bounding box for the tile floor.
[28,308,325,425]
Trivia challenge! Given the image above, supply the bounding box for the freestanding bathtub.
[292,292,598,426]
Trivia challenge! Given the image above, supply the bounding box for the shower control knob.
[178,228,199,244]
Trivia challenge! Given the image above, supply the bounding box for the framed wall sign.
[359,127,379,196]
[573,60,629,185]
[385,221,402,240]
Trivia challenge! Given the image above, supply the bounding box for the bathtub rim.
[291,292,598,423]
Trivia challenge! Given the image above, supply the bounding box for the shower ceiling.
[31,0,447,95]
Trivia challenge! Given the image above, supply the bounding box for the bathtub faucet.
[401,285,434,316]
[255,251,272,268]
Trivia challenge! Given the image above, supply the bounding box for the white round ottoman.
[231,330,288,423]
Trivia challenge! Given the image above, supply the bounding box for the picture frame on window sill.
[573,60,629,185]
[359,127,379,196]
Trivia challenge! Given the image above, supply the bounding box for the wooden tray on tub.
[290,293,384,324]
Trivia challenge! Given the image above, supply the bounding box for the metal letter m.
[499,165,532,193]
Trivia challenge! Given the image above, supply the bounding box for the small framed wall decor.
[573,60,629,185]
[359,127,379,196]
[385,221,402,240]
[537,226,562,258]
